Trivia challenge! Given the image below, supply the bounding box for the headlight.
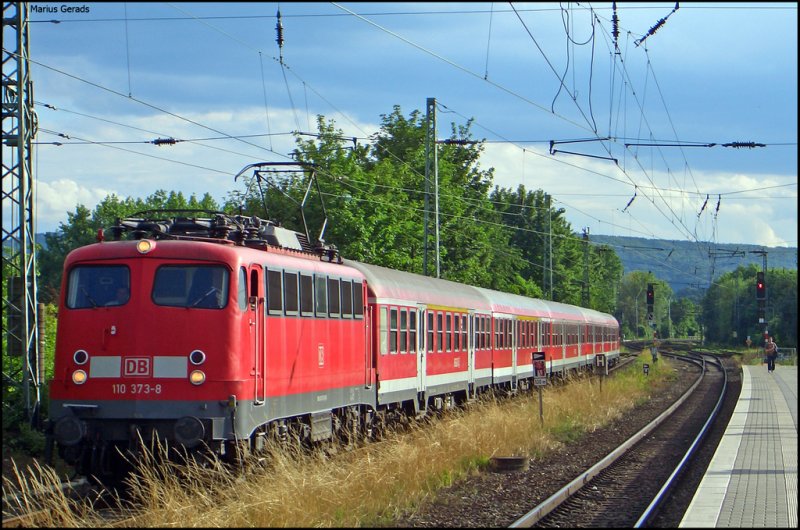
[72,370,87,385]
[189,370,206,385]
[189,350,206,365]
[73,350,89,365]
[136,239,155,254]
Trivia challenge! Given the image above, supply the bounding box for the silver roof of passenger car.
[344,259,617,325]
[344,260,492,311]
[472,286,617,325]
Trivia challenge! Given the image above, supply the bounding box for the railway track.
[0,350,650,528]
[509,351,727,528]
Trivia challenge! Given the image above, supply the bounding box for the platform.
[679,364,797,527]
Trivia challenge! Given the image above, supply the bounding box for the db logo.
[123,357,150,377]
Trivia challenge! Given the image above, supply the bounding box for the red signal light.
[756,272,766,300]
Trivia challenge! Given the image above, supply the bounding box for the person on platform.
[764,336,778,373]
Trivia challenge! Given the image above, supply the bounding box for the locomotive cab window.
[315,275,327,317]
[284,271,299,315]
[328,278,340,317]
[66,265,131,309]
[267,269,283,315]
[300,274,313,316]
[152,265,229,309]
[341,280,353,318]
[237,267,247,311]
[353,282,364,319]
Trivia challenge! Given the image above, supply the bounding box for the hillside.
[591,234,797,300]
[24,233,798,302]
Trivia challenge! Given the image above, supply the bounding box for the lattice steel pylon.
[2,1,41,426]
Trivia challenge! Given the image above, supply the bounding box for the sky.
[5,2,798,250]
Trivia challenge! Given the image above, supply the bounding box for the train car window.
[327,278,340,317]
[409,310,417,353]
[400,309,408,353]
[267,269,283,315]
[299,274,313,317]
[353,281,364,319]
[461,315,468,351]
[390,308,398,354]
[522,320,526,348]
[427,311,434,353]
[341,280,353,319]
[436,312,443,352]
[152,265,228,309]
[531,321,536,347]
[454,314,460,351]
[526,321,531,348]
[446,313,452,352]
[379,307,388,355]
[315,275,327,317]
[238,268,248,311]
[284,272,299,315]
[67,265,131,309]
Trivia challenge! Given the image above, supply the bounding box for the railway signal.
[756,272,766,300]
[646,283,654,322]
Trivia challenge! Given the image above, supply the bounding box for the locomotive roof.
[66,240,365,279]
[344,260,492,311]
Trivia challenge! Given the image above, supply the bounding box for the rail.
[509,352,712,527]
[634,353,727,527]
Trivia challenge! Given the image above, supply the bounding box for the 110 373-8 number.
[111,383,163,395]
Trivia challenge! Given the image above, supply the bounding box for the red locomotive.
[47,209,619,479]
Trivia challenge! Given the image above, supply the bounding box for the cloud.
[479,142,797,247]
[27,104,381,233]
[34,178,114,232]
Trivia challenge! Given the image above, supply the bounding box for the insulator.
[275,10,284,48]
[612,2,619,41]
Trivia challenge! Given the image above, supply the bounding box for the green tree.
[617,272,672,339]
[230,108,533,294]
[700,265,797,346]
[670,298,700,338]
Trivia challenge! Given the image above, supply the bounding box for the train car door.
[468,311,475,396]
[417,305,427,394]
[249,265,266,405]
[511,317,518,390]
[559,322,566,375]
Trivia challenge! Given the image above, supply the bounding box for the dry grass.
[3,352,677,527]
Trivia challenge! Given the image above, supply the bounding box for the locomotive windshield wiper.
[189,288,218,308]
[81,287,98,308]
